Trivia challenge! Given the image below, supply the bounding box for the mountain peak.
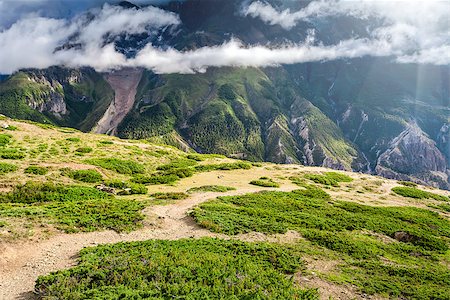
[118,1,140,9]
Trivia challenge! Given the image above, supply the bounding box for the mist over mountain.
[0,0,449,189]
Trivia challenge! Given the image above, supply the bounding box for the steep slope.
[93,68,143,135]
[0,117,449,300]
[0,0,448,189]
[0,67,114,131]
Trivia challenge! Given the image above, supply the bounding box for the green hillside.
[0,118,449,299]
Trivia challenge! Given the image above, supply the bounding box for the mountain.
[0,0,449,189]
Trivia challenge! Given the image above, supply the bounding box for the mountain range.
[0,0,449,189]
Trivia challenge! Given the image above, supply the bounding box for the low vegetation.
[398,180,418,187]
[24,165,48,175]
[0,182,144,232]
[194,162,252,172]
[304,172,353,187]
[86,158,145,175]
[61,168,103,183]
[105,180,147,195]
[249,177,280,188]
[0,162,17,174]
[0,133,12,146]
[75,147,93,154]
[150,192,189,200]
[0,148,25,159]
[392,186,449,201]
[187,185,236,193]
[191,188,450,299]
[35,238,317,299]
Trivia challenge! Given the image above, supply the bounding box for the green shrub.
[186,153,206,161]
[4,125,17,131]
[0,133,12,146]
[250,178,280,188]
[187,185,236,193]
[105,181,147,195]
[75,147,93,154]
[24,165,48,175]
[194,162,252,172]
[304,172,352,187]
[190,189,450,299]
[162,167,194,179]
[0,182,144,233]
[86,158,144,175]
[0,148,25,159]
[392,186,448,201]
[99,140,114,145]
[66,137,80,142]
[62,169,103,183]
[150,192,189,200]
[0,182,109,204]
[398,181,418,187]
[156,158,197,171]
[0,162,17,174]
[131,174,178,185]
[35,238,316,299]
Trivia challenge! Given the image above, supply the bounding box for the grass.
[304,172,353,187]
[0,162,17,174]
[190,189,450,299]
[24,165,48,175]
[75,147,93,153]
[61,169,103,183]
[132,174,178,185]
[35,238,318,299]
[187,185,236,193]
[194,162,252,171]
[105,181,148,195]
[0,133,12,146]
[150,192,189,200]
[66,137,80,142]
[0,148,26,159]
[0,182,144,233]
[392,186,449,201]
[86,158,145,175]
[398,180,418,187]
[249,177,280,188]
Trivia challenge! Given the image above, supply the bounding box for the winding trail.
[0,187,295,300]
[93,68,143,135]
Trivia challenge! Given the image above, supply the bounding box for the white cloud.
[0,3,181,74]
[0,0,448,75]
[242,0,450,65]
[130,37,395,74]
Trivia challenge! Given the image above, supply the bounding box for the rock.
[95,185,116,194]
[376,121,449,190]
[393,231,417,243]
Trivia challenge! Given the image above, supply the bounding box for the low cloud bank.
[0,0,448,75]
[242,0,450,66]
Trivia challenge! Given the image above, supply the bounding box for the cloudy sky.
[0,0,449,74]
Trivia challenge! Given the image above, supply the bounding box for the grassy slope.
[0,68,114,132]
[1,117,449,300]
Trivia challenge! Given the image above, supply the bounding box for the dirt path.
[0,187,294,300]
[93,68,143,135]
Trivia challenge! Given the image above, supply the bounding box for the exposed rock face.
[376,121,449,189]
[437,123,450,167]
[290,99,360,171]
[25,73,70,119]
[93,68,143,135]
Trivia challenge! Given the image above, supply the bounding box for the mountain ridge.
[0,0,448,189]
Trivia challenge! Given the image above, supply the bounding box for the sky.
[0,0,449,74]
